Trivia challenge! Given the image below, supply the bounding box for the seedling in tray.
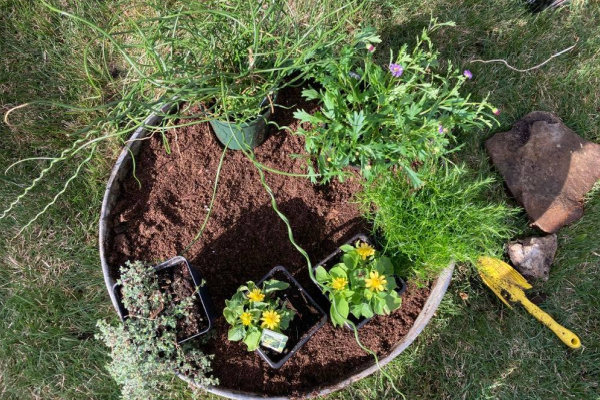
[313,234,406,329]
[224,266,327,369]
[97,258,218,398]
[112,256,215,343]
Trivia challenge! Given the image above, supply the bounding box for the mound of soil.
[107,86,430,397]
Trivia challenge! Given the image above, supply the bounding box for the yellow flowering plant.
[315,241,402,327]
[223,280,295,351]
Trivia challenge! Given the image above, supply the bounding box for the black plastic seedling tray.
[312,233,407,330]
[112,256,216,343]
[256,265,327,369]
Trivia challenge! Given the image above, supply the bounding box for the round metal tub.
[99,106,454,399]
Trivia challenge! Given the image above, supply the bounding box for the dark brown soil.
[107,85,431,397]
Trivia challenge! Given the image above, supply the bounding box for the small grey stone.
[485,112,600,233]
[508,234,558,281]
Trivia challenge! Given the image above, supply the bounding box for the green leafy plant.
[197,0,288,123]
[223,280,295,351]
[1,0,364,231]
[358,163,519,279]
[315,240,402,327]
[96,261,217,400]
[294,20,498,185]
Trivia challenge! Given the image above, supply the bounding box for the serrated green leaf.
[323,92,336,112]
[403,165,424,188]
[301,88,320,100]
[293,109,320,124]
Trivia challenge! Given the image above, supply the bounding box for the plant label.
[260,329,288,353]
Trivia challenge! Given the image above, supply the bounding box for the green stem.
[13,145,98,237]
[251,153,314,277]
[180,141,228,256]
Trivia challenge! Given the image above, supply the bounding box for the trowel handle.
[519,295,581,349]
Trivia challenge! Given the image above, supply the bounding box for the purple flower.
[389,63,403,77]
[438,124,444,134]
[349,71,361,80]
[463,70,473,80]
[366,44,375,52]
[493,108,501,116]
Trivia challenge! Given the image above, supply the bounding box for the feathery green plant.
[359,163,518,279]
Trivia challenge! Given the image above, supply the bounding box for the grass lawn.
[1,0,598,399]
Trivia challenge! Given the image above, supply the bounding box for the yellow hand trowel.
[476,256,581,349]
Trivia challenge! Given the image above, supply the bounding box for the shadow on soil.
[188,197,364,312]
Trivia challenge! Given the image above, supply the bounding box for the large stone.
[486,111,600,233]
[507,234,557,281]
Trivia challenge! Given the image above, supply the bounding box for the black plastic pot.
[112,256,216,343]
[312,233,407,330]
[209,94,277,150]
[255,266,327,369]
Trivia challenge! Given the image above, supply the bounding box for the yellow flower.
[260,310,281,330]
[365,271,387,292]
[247,288,265,302]
[240,312,253,326]
[331,277,348,291]
[356,242,375,260]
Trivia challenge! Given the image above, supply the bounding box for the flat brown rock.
[486,111,600,233]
